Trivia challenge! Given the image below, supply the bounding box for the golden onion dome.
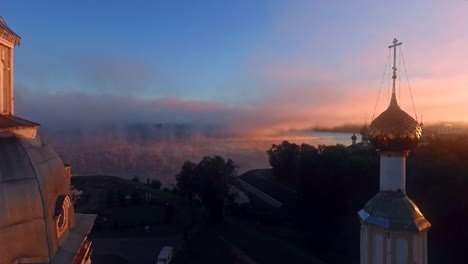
[368,94,422,151]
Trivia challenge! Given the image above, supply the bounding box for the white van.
[156,246,174,264]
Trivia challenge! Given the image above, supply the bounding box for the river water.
[62,131,355,183]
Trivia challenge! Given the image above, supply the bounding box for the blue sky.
[3,1,468,132]
[5,1,277,99]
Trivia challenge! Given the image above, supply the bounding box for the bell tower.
[0,16,21,115]
[358,39,431,264]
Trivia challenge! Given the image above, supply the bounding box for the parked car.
[156,246,174,264]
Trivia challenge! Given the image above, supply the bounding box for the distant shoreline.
[310,121,468,134]
[311,124,363,134]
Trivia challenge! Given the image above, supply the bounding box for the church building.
[358,39,431,264]
[0,17,96,264]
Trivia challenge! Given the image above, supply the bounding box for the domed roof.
[0,132,73,263]
[367,95,421,151]
[358,190,431,232]
[351,134,357,140]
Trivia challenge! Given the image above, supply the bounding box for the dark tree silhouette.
[175,161,198,200]
[150,179,162,190]
[267,140,300,181]
[175,156,238,222]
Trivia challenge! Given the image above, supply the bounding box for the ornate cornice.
[0,29,20,46]
[0,17,21,46]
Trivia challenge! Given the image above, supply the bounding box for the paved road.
[91,235,182,264]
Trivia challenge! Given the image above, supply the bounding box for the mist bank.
[39,123,353,185]
[40,119,464,185]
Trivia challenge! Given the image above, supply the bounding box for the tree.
[150,179,162,190]
[175,156,239,222]
[196,156,239,222]
[295,143,318,189]
[175,161,198,200]
[267,141,300,181]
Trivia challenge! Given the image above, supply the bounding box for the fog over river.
[46,127,354,185]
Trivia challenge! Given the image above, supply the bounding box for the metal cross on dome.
[388,38,402,95]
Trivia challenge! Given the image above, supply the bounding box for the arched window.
[54,195,72,240]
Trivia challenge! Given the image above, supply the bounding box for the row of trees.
[268,141,379,211]
[175,155,239,222]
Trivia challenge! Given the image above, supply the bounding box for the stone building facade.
[0,16,96,264]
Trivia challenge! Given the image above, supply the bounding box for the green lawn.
[72,175,189,238]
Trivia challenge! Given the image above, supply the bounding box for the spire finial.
[388,38,402,101]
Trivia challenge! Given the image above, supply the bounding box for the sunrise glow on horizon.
[3,1,468,134]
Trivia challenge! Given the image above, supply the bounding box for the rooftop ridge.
[0,16,21,46]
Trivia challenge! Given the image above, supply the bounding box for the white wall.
[395,238,408,264]
[380,154,406,192]
[361,225,368,264]
[373,233,383,264]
